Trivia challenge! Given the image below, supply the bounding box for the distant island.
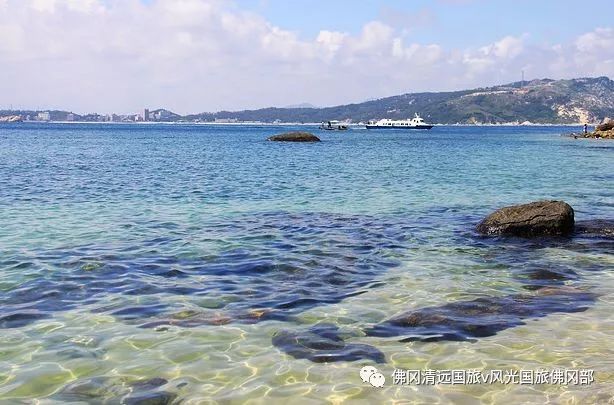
[2,77,613,125]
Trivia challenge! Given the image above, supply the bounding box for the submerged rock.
[477,200,574,237]
[366,286,594,342]
[55,376,173,404]
[0,212,405,329]
[272,323,385,363]
[56,377,129,402]
[0,311,48,328]
[518,268,578,291]
[267,132,321,142]
[130,378,168,390]
[575,219,614,238]
[124,391,177,405]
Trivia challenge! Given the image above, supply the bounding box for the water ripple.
[0,211,412,328]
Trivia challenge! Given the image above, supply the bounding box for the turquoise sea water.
[0,123,612,403]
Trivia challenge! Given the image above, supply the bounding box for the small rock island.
[267,132,321,142]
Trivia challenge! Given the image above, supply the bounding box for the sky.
[0,0,613,114]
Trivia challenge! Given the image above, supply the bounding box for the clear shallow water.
[0,123,612,403]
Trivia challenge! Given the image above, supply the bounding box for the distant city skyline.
[1,0,613,114]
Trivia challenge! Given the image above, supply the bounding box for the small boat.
[320,120,348,130]
[366,113,433,130]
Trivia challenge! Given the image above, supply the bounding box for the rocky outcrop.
[596,120,614,132]
[267,132,320,142]
[581,120,614,139]
[586,130,614,139]
[476,200,574,237]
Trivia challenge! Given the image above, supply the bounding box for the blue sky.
[0,0,612,113]
[238,0,609,48]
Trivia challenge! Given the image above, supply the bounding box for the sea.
[0,123,612,404]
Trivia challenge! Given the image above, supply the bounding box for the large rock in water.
[477,200,574,237]
[267,132,320,142]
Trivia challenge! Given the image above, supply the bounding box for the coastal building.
[214,118,239,123]
[37,111,51,121]
[66,113,75,121]
[143,108,149,122]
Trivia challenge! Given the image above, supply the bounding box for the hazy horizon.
[1,0,613,115]
[3,75,612,117]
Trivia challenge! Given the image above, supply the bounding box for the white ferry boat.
[366,113,433,130]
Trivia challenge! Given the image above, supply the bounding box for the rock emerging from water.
[583,129,614,139]
[477,200,574,237]
[267,132,321,142]
[580,120,614,139]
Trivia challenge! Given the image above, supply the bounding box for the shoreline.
[3,121,593,127]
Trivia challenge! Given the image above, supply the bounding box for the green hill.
[3,77,612,124]
[191,76,614,124]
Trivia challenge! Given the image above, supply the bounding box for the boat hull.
[320,126,348,131]
[365,125,433,130]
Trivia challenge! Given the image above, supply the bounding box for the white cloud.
[0,22,23,53]
[485,35,525,59]
[575,27,614,53]
[316,31,347,54]
[0,0,612,114]
[29,0,57,12]
[29,0,103,13]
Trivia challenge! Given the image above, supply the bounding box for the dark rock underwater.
[1,209,611,366]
